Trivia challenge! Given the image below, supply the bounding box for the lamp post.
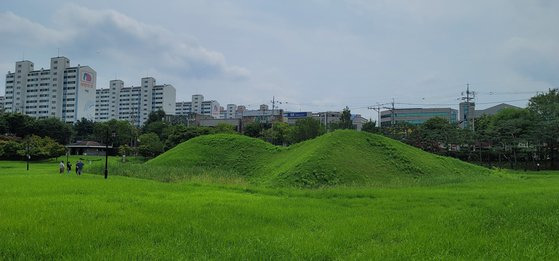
[26,140,30,171]
[104,128,116,179]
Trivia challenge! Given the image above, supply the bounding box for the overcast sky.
[1,0,558,120]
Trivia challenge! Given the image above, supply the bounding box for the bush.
[138,133,164,158]
[0,135,65,160]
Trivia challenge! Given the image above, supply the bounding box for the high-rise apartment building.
[176,94,220,118]
[95,77,176,126]
[3,57,97,123]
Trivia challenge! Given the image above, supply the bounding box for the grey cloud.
[0,5,250,81]
[0,12,67,46]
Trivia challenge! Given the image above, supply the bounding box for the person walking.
[59,161,65,174]
[66,161,72,174]
[76,160,84,176]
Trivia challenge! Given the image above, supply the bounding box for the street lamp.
[26,140,31,171]
[104,128,116,179]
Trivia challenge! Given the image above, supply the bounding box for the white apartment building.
[95,77,176,126]
[3,57,97,123]
[225,104,237,119]
[219,104,240,119]
[176,94,220,118]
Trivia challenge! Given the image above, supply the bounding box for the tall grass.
[2,159,559,259]
[87,159,248,185]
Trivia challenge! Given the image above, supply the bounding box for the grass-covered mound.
[148,134,283,177]
[148,130,492,187]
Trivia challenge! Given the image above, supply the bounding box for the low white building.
[3,56,97,123]
[95,77,175,126]
[176,94,220,118]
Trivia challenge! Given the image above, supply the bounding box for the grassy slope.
[148,134,282,178]
[1,160,559,259]
[149,130,492,187]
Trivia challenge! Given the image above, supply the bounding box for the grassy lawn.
[1,159,559,259]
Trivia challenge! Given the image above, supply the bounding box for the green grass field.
[2,157,559,259]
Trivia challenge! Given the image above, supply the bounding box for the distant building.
[95,77,176,126]
[475,103,521,118]
[284,111,313,125]
[226,104,237,119]
[4,56,97,123]
[176,94,220,119]
[380,107,458,127]
[351,115,368,131]
[198,118,241,131]
[458,103,521,129]
[65,141,110,156]
[459,102,475,129]
[219,106,227,119]
[313,111,368,130]
[240,108,284,123]
[314,111,343,127]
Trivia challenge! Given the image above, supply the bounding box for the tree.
[35,117,73,144]
[73,118,95,141]
[263,122,291,145]
[288,117,325,143]
[3,135,66,160]
[0,137,23,159]
[361,120,379,133]
[143,121,169,140]
[333,106,354,130]
[527,89,559,169]
[93,120,138,148]
[164,125,213,150]
[138,132,164,158]
[490,108,534,169]
[144,109,167,126]
[409,117,457,155]
[1,113,35,137]
[244,121,270,138]
[118,144,134,156]
[0,116,8,135]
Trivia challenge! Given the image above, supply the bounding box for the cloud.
[501,37,559,85]
[0,5,250,81]
[0,12,67,46]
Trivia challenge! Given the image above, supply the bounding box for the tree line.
[1,89,557,170]
[376,89,559,170]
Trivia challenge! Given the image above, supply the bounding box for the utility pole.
[391,98,396,135]
[271,96,275,144]
[367,103,383,129]
[461,83,476,131]
[391,98,395,127]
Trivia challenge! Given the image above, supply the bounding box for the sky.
[1,0,558,121]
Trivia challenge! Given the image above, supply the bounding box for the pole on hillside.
[391,98,395,135]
